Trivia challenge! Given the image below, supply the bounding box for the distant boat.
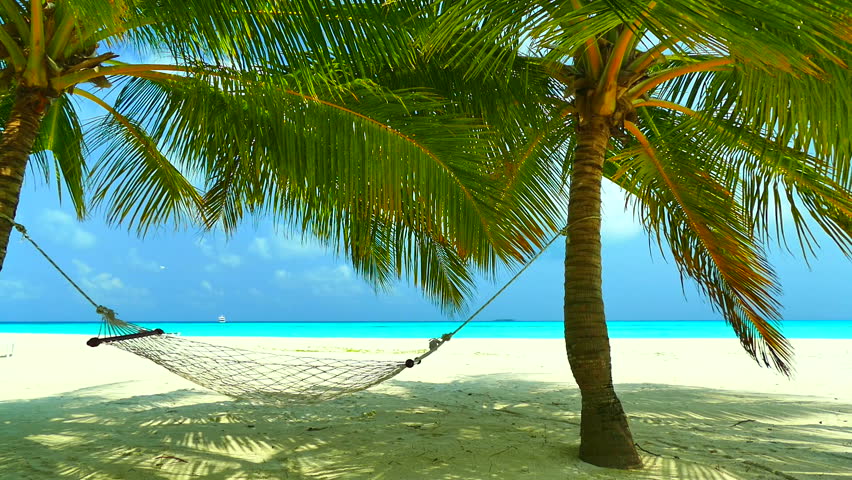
[218,315,226,323]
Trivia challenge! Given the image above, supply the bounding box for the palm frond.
[428,0,851,79]
[81,90,203,235]
[701,60,852,177]
[97,68,515,309]
[613,110,792,373]
[29,96,88,219]
[120,0,424,92]
[657,113,852,259]
[371,52,571,254]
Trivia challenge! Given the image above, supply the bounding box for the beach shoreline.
[1,334,850,479]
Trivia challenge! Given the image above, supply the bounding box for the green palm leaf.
[612,109,792,372]
[83,94,203,234]
[31,96,88,219]
[658,113,852,258]
[91,67,530,308]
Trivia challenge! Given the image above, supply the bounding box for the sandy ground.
[0,333,849,480]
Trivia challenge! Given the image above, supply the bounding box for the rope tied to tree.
[0,212,27,236]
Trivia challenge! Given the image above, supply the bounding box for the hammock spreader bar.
[86,328,165,347]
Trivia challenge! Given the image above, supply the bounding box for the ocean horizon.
[1,319,850,339]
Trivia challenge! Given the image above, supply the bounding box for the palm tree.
[426,0,852,468]
[0,0,556,309]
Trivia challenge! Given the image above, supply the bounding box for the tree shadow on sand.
[0,377,849,480]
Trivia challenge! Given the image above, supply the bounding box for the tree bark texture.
[564,114,641,469]
[0,88,48,271]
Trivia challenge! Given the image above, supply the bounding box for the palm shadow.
[0,376,849,479]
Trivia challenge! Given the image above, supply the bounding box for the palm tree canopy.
[0,0,563,310]
[424,0,852,372]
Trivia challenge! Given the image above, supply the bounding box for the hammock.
[88,308,415,403]
[3,213,570,403]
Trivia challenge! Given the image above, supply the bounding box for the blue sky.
[1,177,849,324]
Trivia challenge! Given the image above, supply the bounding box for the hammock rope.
[3,212,591,403]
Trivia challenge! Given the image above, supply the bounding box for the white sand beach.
[0,334,850,479]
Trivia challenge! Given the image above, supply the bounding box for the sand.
[0,333,849,479]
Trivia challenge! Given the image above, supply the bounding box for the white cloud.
[250,238,272,259]
[274,269,292,283]
[195,238,215,257]
[72,259,93,275]
[70,259,148,300]
[196,238,242,268]
[0,279,39,300]
[218,253,242,267]
[250,235,327,259]
[200,279,224,297]
[128,248,162,272]
[600,179,642,240]
[40,210,96,249]
[301,265,365,296]
[87,272,124,291]
[273,264,364,295]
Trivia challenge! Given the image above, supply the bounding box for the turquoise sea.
[0,320,850,339]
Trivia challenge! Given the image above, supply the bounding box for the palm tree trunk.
[564,114,641,469]
[0,88,49,270]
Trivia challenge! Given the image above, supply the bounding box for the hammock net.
[91,308,413,403]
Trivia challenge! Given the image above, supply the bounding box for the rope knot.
[96,305,118,324]
[428,338,442,351]
[0,212,26,235]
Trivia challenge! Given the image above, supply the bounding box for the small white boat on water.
[218,315,226,323]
